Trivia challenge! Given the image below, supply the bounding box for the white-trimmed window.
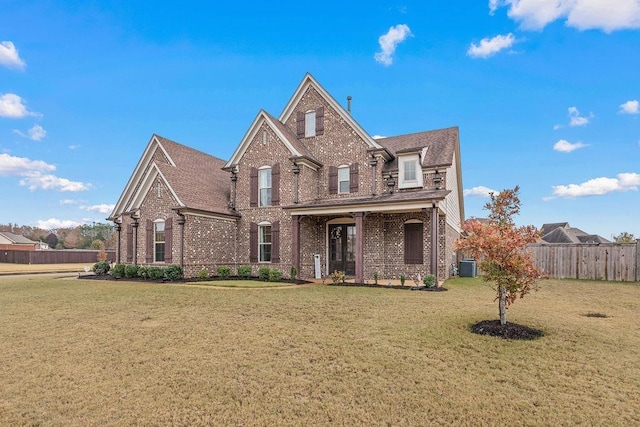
[398,154,423,189]
[338,165,350,193]
[259,223,272,262]
[259,167,272,206]
[305,110,316,137]
[154,220,165,262]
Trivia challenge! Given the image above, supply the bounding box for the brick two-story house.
[108,74,465,282]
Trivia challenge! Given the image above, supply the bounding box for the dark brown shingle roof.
[153,135,237,217]
[377,126,459,172]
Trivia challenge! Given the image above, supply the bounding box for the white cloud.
[80,204,115,214]
[69,144,81,150]
[36,218,83,229]
[490,0,640,32]
[0,41,26,70]
[60,199,78,205]
[553,124,562,130]
[374,24,413,66]
[568,106,592,126]
[467,33,516,58]
[0,93,37,118]
[0,153,55,176]
[13,124,47,141]
[464,186,497,197]
[551,172,640,198]
[0,153,91,192]
[19,172,92,192]
[619,100,639,115]
[371,135,386,139]
[553,139,588,152]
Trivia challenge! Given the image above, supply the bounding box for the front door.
[329,224,356,275]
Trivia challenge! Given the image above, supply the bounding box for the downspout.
[114,221,122,264]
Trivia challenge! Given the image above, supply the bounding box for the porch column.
[132,219,139,265]
[177,213,186,268]
[291,215,300,276]
[430,205,439,281]
[355,212,364,284]
[114,222,122,264]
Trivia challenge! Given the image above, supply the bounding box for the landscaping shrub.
[124,264,139,279]
[197,268,208,280]
[269,269,282,282]
[423,274,436,288]
[92,261,111,276]
[148,266,165,280]
[258,266,270,281]
[112,263,126,278]
[331,270,345,284]
[400,274,406,286]
[137,266,149,279]
[217,265,231,279]
[237,265,252,279]
[290,265,297,281]
[165,264,184,281]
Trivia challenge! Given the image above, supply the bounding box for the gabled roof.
[540,222,610,244]
[223,110,322,170]
[279,73,391,158]
[378,126,459,172]
[109,134,236,220]
[0,231,37,244]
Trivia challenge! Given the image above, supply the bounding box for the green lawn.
[0,275,638,426]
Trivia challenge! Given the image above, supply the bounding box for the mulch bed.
[470,320,544,340]
[79,273,310,285]
[329,283,447,291]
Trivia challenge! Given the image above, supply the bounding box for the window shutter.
[272,163,280,206]
[164,218,173,263]
[350,163,359,193]
[316,106,324,135]
[296,111,305,137]
[250,167,258,207]
[145,220,153,263]
[250,222,258,263]
[328,166,338,194]
[404,223,424,264]
[271,221,280,263]
[126,224,133,262]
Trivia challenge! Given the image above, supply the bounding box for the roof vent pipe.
[347,95,352,114]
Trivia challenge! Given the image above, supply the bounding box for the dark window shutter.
[146,219,153,263]
[316,106,324,135]
[250,222,258,263]
[328,166,338,194]
[350,163,359,193]
[250,167,258,207]
[126,224,133,262]
[296,111,305,137]
[404,223,424,264]
[164,218,172,263]
[271,163,280,206]
[271,221,280,263]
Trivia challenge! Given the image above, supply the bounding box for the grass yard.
[0,276,639,426]
[0,262,89,275]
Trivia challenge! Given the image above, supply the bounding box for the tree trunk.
[499,285,507,326]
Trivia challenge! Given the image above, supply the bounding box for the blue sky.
[1,1,639,239]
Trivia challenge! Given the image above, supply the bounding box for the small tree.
[613,232,635,243]
[455,186,542,326]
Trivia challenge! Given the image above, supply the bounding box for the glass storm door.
[329,224,356,275]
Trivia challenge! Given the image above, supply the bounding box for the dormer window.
[398,153,423,189]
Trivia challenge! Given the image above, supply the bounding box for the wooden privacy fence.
[0,249,115,265]
[527,242,639,282]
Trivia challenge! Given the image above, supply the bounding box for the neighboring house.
[108,74,465,282]
[539,222,610,244]
[0,231,48,251]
